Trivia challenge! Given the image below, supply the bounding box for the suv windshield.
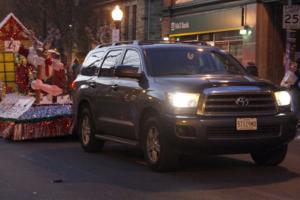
[144,47,246,76]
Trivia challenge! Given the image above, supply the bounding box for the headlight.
[168,92,200,108]
[275,91,291,106]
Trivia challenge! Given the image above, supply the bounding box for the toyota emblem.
[235,97,249,107]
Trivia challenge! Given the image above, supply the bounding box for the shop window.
[229,41,243,63]
[176,35,197,42]
[214,30,243,63]
[215,41,229,52]
[0,52,16,90]
[199,33,213,41]
[215,30,242,41]
[214,41,243,63]
[173,30,244,63]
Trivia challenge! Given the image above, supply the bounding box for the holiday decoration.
[0,93,35,119]
[0,13,73,141]
[31,79,63,96]
[15,57,33,94]
[0,104,72,141]
[18,44,66,99]
[0,13,33,92]
[0,13,29,41]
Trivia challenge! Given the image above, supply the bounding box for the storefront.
[168,4,256,65]
[163,0,295,83]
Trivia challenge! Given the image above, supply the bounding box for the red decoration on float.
[45,58,52,77]
[16,63,30,94]
[0,13,28,40]
[0,117,72,141]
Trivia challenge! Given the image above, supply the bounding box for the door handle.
[111,84,119,90]
[89,82,96,88]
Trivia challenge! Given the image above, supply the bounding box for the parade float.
[0,13,73,141]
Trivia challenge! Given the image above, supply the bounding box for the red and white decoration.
[0,13,72,141]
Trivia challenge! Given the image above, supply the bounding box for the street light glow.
[240,26,252,36]
[239,29,247,35]
[112,5,123,21]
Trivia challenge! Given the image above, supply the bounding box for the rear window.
[144,47,245,76]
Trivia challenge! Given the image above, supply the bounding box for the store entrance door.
[214,40,243,63]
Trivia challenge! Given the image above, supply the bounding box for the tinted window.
[122,50,141,69]
[144,47,245,76]
[101,50,123,77]
[81,51,104,76]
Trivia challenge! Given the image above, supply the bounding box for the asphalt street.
[0,135,300,200]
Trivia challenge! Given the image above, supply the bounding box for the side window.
[122,50,141,69]
[81,51,104,76]
[101,50,123,77]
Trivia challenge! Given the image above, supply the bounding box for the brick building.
[86,0,163,44]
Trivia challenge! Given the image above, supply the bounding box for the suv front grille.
[203,93,277,116]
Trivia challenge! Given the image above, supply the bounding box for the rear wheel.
[78,107,104,152]
[251,144,288,166]
[142,115,178,172]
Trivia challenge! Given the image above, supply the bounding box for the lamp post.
[111,5,123,42]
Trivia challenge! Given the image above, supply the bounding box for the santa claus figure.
[18,44,66,103]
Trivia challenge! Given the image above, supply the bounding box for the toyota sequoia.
[72,41,297,171]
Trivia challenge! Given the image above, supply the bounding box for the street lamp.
[111,5,123,42]
[239,25,252,36]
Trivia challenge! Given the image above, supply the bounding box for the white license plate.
[236,118,257,131]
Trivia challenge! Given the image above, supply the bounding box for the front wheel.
[251,144,288,166]
[78,107,104,152]
[142,116,178,172]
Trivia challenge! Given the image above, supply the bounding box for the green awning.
[170,7,242,36]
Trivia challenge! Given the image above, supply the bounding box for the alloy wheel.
[81,115,91,146]
[146,126,161,163]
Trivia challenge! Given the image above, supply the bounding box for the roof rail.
[95,40,210,48]
[96,40,137,48]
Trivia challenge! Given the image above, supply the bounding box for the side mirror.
[246,65,258,76]
[115,65,142,79]
[81,66,98,76]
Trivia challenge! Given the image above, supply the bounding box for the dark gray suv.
[72,41,297,171]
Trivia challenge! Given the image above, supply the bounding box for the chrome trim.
[199,87,278,116]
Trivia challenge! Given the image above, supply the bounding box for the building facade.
[161,0,300,84]
[87,0,162,45]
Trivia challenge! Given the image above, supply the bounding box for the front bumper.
[162,112,297,155]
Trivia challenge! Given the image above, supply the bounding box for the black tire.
[251,144,288,166]
[141,115,179,172]
[78,107,104,152]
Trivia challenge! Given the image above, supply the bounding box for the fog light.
[175,126,196,138]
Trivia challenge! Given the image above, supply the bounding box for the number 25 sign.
[283,5,300,29]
